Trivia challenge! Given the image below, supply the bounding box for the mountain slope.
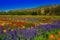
[0,4,60,15]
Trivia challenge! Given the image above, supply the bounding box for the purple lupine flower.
[10,29,15,36]
[20,28,27,40]
[0,29,3,35]
[50,23,60,29]
[14,29,18,37]
[54,24,60,29]
[13,36,17,40]
[44,24,52,30]
[39,24,52,32]
[33,26,40,36]
[27,28,35,40]
[5,26,10,36]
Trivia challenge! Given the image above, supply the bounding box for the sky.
[0,0,60,11]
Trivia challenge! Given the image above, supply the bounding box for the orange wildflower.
[9,22,13,26]
[58,32,60,35]
[1,22,5,26]
[3,29,7,33]
[49,34,55,39]
[21,25,25,29]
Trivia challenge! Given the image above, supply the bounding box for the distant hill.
[0,4,60,15]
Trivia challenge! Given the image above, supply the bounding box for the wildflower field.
[0,15,60,40]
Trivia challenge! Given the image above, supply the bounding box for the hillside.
[0,4,60,15]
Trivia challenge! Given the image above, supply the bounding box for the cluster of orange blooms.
[49,32,60,40]
[0,18,38,32]
[0,18,38,26]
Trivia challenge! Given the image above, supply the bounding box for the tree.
[32,12,37,15]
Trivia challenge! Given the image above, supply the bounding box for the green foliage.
[32,12,38,15]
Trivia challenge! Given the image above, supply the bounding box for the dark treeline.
[0,5,60,15]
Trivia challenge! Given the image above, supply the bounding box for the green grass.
[0,15,60,24]
[0,15,60,18]
[34,28,60,40]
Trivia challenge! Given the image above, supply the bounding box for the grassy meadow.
[0,15,60,40]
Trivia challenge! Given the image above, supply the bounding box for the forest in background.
[0,4,60,16]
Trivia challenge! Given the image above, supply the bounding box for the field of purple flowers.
[0,16,60,40]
